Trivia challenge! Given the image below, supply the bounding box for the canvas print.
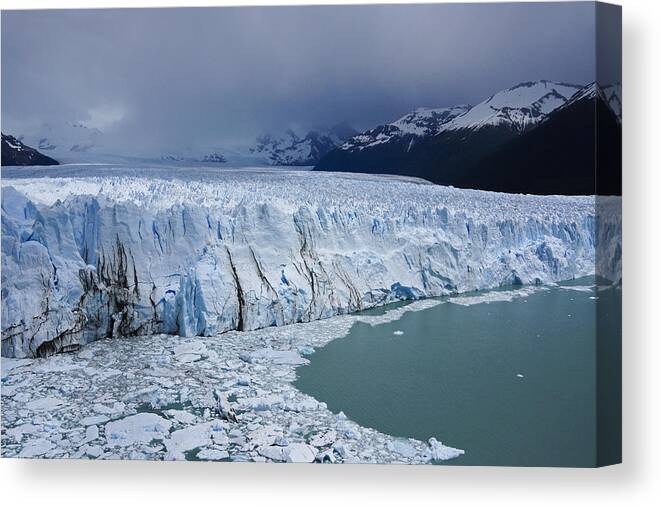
[1,2,621,466]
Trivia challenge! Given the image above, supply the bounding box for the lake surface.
[295,280,621,467]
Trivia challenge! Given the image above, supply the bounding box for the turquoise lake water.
[295,280,621,467]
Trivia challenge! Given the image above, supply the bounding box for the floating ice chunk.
[84,367,122,379]
[315,449,336,463]
[1,380,30,397]
[92,401,125,416]
[1,357,34,373]
[427,437,464,461]
[78,348,95,360]
[561,285,595,293]
[309,429,337,448]
[164,422,213,455]
[298,345,315,356]
[18,438,55,458]
[241,348,308,366]
[80,415,110,426]
[173,341,208,363]
[393,330,404,336]
[13,392,30,403]
[274,436,289,447]
[84,445,103,458]
[197,449,229,461]
[6,423,40,441]
[26,396,65,412]
[257,446,285,462]
[283,443,317,463]
[32,357,82,373]
[243,394,284,412]
[105,413,172,447]
[387,440,417,458]
[284,398,318,412]
[164,409,197,425]
[248,426,283,447]
[450,287,544,307]
[82,425,99,444]
[332,439,352,459]
[516,373,525,378]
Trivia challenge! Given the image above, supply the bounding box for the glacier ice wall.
[1,167,621,358]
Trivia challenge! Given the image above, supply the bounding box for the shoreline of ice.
[1,281,592,464]
[1,294,474,463]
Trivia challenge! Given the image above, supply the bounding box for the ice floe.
[2,297,469,464]
[105,413,172,447]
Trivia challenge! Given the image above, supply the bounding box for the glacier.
[1,165,621,358]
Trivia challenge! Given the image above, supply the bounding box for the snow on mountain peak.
[20,121,104,155]
[445,80,582,132]
[549,82,621,122]
[337,80,586,154]
[602,83,622,120]
[250,125,356,166]
[340,105,470,152]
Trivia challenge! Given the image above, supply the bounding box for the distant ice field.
[2,163,598,215]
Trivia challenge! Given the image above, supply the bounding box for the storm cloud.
[2,3,596,155]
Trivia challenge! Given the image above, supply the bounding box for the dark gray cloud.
[2,3,595,155]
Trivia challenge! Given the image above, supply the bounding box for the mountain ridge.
[315,80,622,195]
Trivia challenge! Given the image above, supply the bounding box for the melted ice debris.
[1,166,620,358]
[197,448,229,461]
[173,341,209,363]
[25,397,65,412]
[164,421,222,459]
[448,286,545,306]
[560,285,595,293]
[18,438,56,458]
[2,297,469,463]
[105,413,172,447]
[165,409,198,425]
[427,438,465,461]
[1,358,34,373]
[240,348,308,366]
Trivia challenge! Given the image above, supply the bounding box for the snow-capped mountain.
[316,80,621,195]
[250,123,357,166]
[334,80,581,157]
[200,152,227,164]
[443,80,581,132]
[158,152,227,164]
[463,81,622,195]
[19,121,103,156]
[1,133,59,166]
[602,83,622,121]
[340,105,470,152]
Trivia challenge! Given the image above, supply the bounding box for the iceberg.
[1,166,621,358]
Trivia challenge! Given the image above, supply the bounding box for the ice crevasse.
[1,169,621,358]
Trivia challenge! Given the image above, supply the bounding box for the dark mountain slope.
[315,82,621,195]
[2,133,60,166]
[458,88,621,195]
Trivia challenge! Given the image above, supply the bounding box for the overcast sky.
[2,3,596,155]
